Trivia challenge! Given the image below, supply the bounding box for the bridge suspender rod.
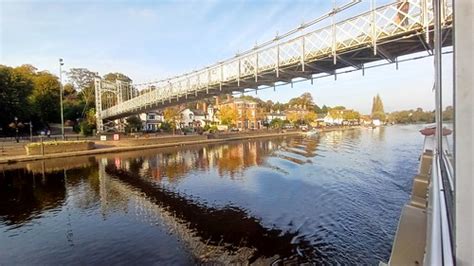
[238,59,241,87]
[206,70,209,94]
[220,64,223,91]
[422,0,429,44]
[371,0,377,55]
[301,37,305,72]
[255,53,258,82]
[276,45,280,78]
[332,0,337,65]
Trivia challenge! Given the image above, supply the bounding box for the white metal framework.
[95,0,453,131]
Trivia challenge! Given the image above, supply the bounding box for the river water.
[0,125,426,265]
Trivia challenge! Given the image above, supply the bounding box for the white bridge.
[94,0,453,132]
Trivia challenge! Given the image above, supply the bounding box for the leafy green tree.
[125,116,142,132]
[270,118,284,129]
[321,105,329,114]
[371,94,386,121]
[0,65,34,132]
[442,106,453,121]
[29,71,61,125]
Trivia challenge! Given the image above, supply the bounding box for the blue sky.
[1,0,453,114]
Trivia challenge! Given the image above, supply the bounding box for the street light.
[9,117,24,143]
[59,58,65,140]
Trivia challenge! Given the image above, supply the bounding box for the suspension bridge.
[94,0,453,132]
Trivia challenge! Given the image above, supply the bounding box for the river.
[0,125,427,265]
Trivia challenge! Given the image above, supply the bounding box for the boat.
[305,129,320,137]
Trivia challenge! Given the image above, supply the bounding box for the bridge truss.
[94,0,453,132]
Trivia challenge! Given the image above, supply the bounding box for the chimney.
[196,102,200,110]
[202,102,208,112]
[215,96,220,106]
[227,94,231,102]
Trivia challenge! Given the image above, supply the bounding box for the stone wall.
[25,141,95,155]
[102,135,208,147]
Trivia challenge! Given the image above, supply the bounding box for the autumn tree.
[289,92,314,107]
[343,110,361,121]
[103,72,132,83]
[218,105,237,126]
[303,112,316,124]
[163,106,181,134]
[371,94,386,121]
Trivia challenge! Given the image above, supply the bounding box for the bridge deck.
[95,0,453,126]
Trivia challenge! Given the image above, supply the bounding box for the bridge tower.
[94,78,133,133]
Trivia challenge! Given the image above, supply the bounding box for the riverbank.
[0,131,301,165]
[0,126,364,165]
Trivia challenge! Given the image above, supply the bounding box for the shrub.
[80,121,93,136]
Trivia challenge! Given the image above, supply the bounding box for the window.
[148,114,155,120]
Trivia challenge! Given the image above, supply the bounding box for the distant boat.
[305,129,320,137]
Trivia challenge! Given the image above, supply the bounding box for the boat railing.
[425,148,454,265]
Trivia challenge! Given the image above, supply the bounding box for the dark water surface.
[1,125,425,265]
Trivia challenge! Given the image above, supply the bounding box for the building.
[286,104,313,124]
[216,95,263,130]
[179,108,208,128]
[139,111,164,131]
[323,111,344,125]
[266,110,287,122]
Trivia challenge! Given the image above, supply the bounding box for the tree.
[0,65,34,132]
[303,112,316,124]
[442,106,453,121]
[343,110,361,121]
[103,72,132,83]
[270,118,284,129]
[288,92,315,108]
[321,105,329,114]
[67,68,97,116]
[371,94,386,121]
[218,105,237,126]
[29,71,61,125]
[286,112,300,125]
[163,106,181,134]
[125,116,142,133]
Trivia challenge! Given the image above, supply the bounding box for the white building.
[139,111,164,131]
[323,113,344,125]
[180,108,208,128]
[266,110,287,122]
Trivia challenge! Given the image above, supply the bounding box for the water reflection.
[0,169,66,226]
[1,127,425,264]
[103,162,315,264]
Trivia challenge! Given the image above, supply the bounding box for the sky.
[0,0,453,114]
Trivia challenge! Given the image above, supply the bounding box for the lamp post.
[59,58,65,140]
[14,117,19,142]
[9,117,24,143]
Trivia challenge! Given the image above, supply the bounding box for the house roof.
[189,109,207,116]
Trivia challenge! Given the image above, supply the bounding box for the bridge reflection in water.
[98,137,323,264]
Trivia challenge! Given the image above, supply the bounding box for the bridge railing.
[99,0,452,120]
